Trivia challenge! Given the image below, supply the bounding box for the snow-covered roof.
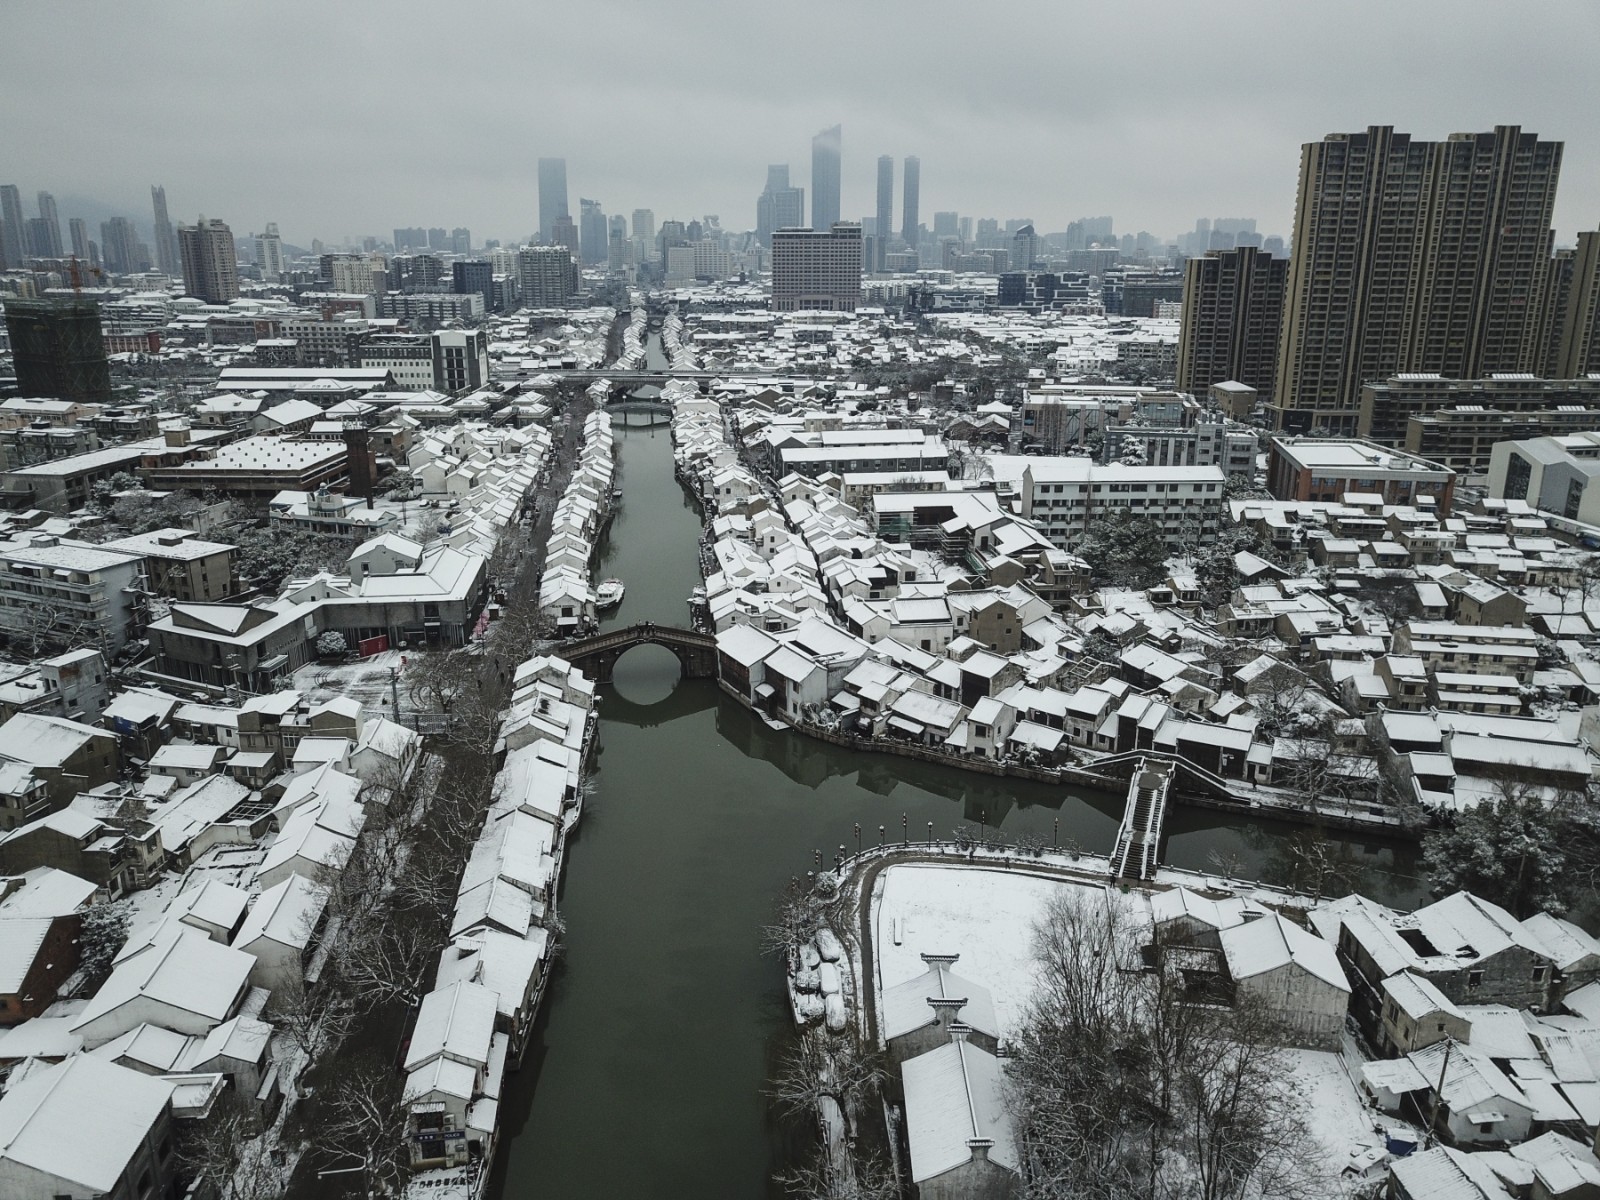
[900,1037,1018,1183]
[1217,913,1348,992]
[404,980,498,1073]
[882,959,1000,1042]
[0,1055,175,1192]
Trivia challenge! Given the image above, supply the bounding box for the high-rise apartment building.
[902,156,920,250]
[256,223,285,282]
[874,156,893,271]
[517,245,579,307]
[99,218,144,275]
[579,199,607,266]
[933,211,958,239]
[631,209,655,240]
[1012,225,1038,272]
[3,297,113,401]
[33,193,63,259]
[771,222,861,312]
[1547,230,1600,379]
[0,185,24,267]
[1176,246,1289,400]
[451,228,471,255]
[151,185,179,275]
[177,216,240,304]
[67,218,90,262]
[811,125,842,232]
[1274,125,1563,433]
[538,158,569,244]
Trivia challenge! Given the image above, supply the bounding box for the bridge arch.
[561,622,717,686]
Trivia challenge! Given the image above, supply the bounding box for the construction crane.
[64,254,105,293]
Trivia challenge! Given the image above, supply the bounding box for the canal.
[488,354,1424,1199]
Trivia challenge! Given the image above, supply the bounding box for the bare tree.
[175,1087,287,1200]
[1006,890,1334,1200]
[263,970,354,1068]
[768,1028,887,1143]
[315,1053,411,1198]
[775,1148,900,1200]
[332,909,437,1013]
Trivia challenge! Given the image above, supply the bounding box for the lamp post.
[901,813,908,845]
[854,823,860,856]
[927,821,934,846]
[878,824,885,847]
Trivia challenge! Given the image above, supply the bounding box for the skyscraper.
[1274,125,1562,433]
[631,209,655,240]
[3,297,113,401]
[756,165,804,247]
[178,215,240,304]
[0,185,23,267]
[1176,247,1289,399]
[33,192,63,259]
[1549,231,1600,379]
[811,125,842,232]
[551,215,580,264]
[538,158,569,244]
[902,156,920,250]
[771,222,862,312]
[151,185,179,275]
[68,218,90,262]
[579,199,608,265]
[874,156,893,271]
[257,222,285,282]
[99,218,143,275]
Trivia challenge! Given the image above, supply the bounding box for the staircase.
[1109,758,1173,882]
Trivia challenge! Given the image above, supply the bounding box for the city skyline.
[2,1,1596,249]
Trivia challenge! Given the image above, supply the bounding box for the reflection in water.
[490,419,1426,1200]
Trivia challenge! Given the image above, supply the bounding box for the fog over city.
[5,0,1599,245]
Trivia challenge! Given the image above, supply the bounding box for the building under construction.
[3,297,112,402]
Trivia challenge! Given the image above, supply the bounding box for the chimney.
[966,1138,995,1163]
[948,1021,972,1044]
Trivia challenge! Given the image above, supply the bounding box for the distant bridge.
[561,621,717,684]
[541,368,765,385]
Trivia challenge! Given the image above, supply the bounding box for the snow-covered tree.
[315,631,348,658]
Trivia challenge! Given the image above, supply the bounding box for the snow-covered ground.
[1285,1047,1419,1194]
[871,862,1147,1037]
[293,649,417,722]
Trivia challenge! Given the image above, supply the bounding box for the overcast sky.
[5,0,1598,249]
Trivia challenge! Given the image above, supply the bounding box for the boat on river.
[596,578,626,608]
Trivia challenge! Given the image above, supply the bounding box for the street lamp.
[853,823,860,856]
[901,813,908,845]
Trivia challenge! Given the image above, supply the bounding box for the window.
[1532,966,1546,983]
[1467,970,1484,989]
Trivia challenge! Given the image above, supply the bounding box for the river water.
[487,348,1424,1200]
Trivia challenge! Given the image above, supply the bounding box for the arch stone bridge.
[561,622,717,684]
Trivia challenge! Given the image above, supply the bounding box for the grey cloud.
[3,0,1597,246]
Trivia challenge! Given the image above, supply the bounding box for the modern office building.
[579,198,607,266]
[1489,431,1600,524]
[2,298,113,402]
[433,329,490,393]
[902,156,920,250]
[770,223,862,312]
[256,222,285,282]
[538,157,569,244]
[1011,225,1038,272]
[517,245,579,307]
[756,165,805,248]
[550,215,580,264]
[1176,246,1288,400]
[178,216,240,304]
[452,260,494,308]
[875,156,893,271]
[631,209,655,240]
[150,184,179,275]
[0,185,24,267]
[811,125,842,232]
[1266,436,1456,511]
[1274,126,1563,434]
[1358,372,1600,469]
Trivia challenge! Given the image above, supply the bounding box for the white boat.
[596,578,625,608]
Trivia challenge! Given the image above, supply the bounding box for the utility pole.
[1423,1038,1454,1150]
